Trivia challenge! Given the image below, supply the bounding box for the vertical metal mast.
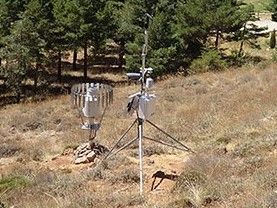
[141,29,148,94]
[138,14,151,194]
[138,117,143,194]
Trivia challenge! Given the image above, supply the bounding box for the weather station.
[101,14,194,194]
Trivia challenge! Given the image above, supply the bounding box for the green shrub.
[125,37,143,73]
[148,46,177,77]
[0,175,30,192]
[172,170,207,193]
[189,49,227,74]
[269,30,276,49]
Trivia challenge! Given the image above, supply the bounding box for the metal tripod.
[101,113,194,194]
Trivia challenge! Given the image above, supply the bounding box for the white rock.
[74,156,88,164]
[87,151,96,162]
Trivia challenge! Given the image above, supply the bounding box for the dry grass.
[0,63,277,207]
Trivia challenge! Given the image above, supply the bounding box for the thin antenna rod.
[141,30,148,94]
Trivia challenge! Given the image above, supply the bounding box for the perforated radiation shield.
[125,93,156,120]
[71,83,113,130]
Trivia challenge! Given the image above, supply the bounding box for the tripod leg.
[107,137,138,159]
[144,136,189,152]
[101,119,137,161]
[146,120,195,153]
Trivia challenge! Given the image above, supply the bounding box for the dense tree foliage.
[0,0,255,102]
[269,0,277,21]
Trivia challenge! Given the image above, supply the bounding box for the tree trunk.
[58,50,62,83]
[239,23,246,57]
[0,57,2,66]
[34,62,39,91]
[118,39,125,70]
[16,91,20,103]
[83,40,88,80]
[73,49,77,71]
[239,41,244,57]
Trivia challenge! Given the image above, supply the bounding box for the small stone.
[87,141,94,150]
[76,143,88,151]
[78,150,91,157]
[74,148,86,157]
[87,151,96,162]
[74,156,88,164]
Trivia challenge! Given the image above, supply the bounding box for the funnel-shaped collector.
[71,83,113,130]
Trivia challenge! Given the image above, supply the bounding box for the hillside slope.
[0,64,276,208]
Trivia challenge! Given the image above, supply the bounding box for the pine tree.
[77,0,108,79]
[52,0,108,80]
[232,4,257,57]
[204,0,245,49]
[174,0,246,52]
[0,18,44,102]
[120,0,179,75]
[174,0,209,61]
[0,0,31,66]
[0,1,9,66]
[52,0,82,82]
[22,0,51,88]
[102,0,126,69]
[118,0,148,73]
[147,0,179,76]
